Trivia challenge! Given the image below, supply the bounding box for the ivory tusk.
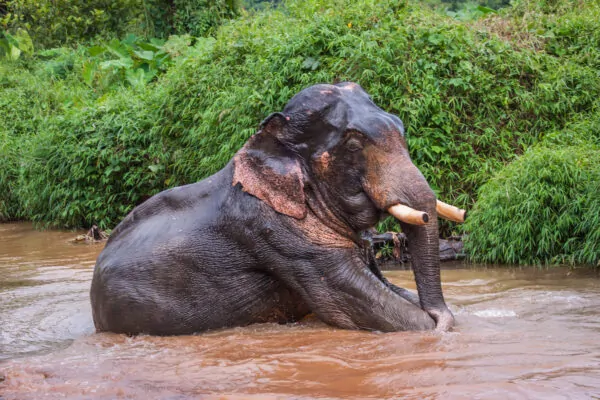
[388,204,429,226]
[436,200,466,223]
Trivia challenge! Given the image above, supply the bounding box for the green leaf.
[100,58,134,70]
[137,41,162,52]
[82,61,97,86]
[427,34,443,46]
[302,57,320,70]
[105,39,129,59]
[88,45,106,57]
[133,50,156,61]
[126,68,155,88]
[477,6,498,15]
[14,29,34,54]
[9,44,21,60]
[148,164,163,173]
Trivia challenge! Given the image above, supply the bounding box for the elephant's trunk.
[399,205,454,331]
[363,149,455,331]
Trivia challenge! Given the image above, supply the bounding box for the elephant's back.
[106,163,233,244]
[90,164,238,333]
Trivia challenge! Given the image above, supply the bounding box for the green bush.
[1,0,240,48]
[17,90,167,228]
[0,131,18,221]
[503,0,600,69]
[0,47,103,143]
[2,0,600,257]
[464,141,600,266]
[82,34,180,91]
[0,48,94,220]
[171,0,240,37]
[147,0,600,217]
[1,0,150,48]
[0,38,189,227]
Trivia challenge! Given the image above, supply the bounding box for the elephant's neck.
[303,182,360,245]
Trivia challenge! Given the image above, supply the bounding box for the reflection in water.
[1,222,600,399]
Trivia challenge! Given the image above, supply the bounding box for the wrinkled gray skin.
[90,82,454,335]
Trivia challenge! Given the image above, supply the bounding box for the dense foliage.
[0,0,598,265]
[461,0,600,265]
[464,136,600,266]
[1,0,152,48]
[1,0,239,48]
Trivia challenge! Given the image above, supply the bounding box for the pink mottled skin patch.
[339,82,359,91]
[314,151,332,177]
[293,209,354,248]
[320,151,331,170]
[232,137,307,220]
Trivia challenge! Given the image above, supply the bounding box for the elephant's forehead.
[332,96,406,143]
[284,82,372,113]
[283,83,405,151]
[347,108,405,138]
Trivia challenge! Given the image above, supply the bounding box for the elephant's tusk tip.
[436,200,466,223]
[388,204,429,226]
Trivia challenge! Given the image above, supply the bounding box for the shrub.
[0,47,101,141]
[1,0,240,48]
[0,46,101,221]
[1,0,150,48]
[464,109,600,265]
[83,34,180,91]
[464,117,600,265]
[486,0,600,68]
[171,0,240,37]
[0,131,18,221]
[149,0,600,219]
[16,89,167,228]
[0,28,33,59]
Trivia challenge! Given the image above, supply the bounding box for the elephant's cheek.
[361,147,391,209]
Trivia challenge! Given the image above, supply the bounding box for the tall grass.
[17,90,167,228]
[464,106,600,266]
[0,51,95,221]
[464,142,600,266]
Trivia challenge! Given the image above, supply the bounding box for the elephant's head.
[233,82,456,330]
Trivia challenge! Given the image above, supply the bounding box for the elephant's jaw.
[387,200,466,225]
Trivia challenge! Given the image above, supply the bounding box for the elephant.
[90,82,457,336]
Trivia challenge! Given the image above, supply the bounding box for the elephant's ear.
[233,113,307,219]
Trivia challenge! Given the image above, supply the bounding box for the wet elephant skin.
[90,82,453,335]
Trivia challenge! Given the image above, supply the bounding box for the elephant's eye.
[345,138,363,152]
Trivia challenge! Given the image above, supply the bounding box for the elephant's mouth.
[387,200,466,226]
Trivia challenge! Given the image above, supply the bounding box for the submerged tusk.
[388,204,429,226]
[436,200,466,223]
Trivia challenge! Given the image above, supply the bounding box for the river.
[1,222,599,399]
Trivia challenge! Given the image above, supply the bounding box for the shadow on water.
[1,222,600,399]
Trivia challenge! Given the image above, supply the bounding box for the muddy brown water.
[1,222,599,399]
